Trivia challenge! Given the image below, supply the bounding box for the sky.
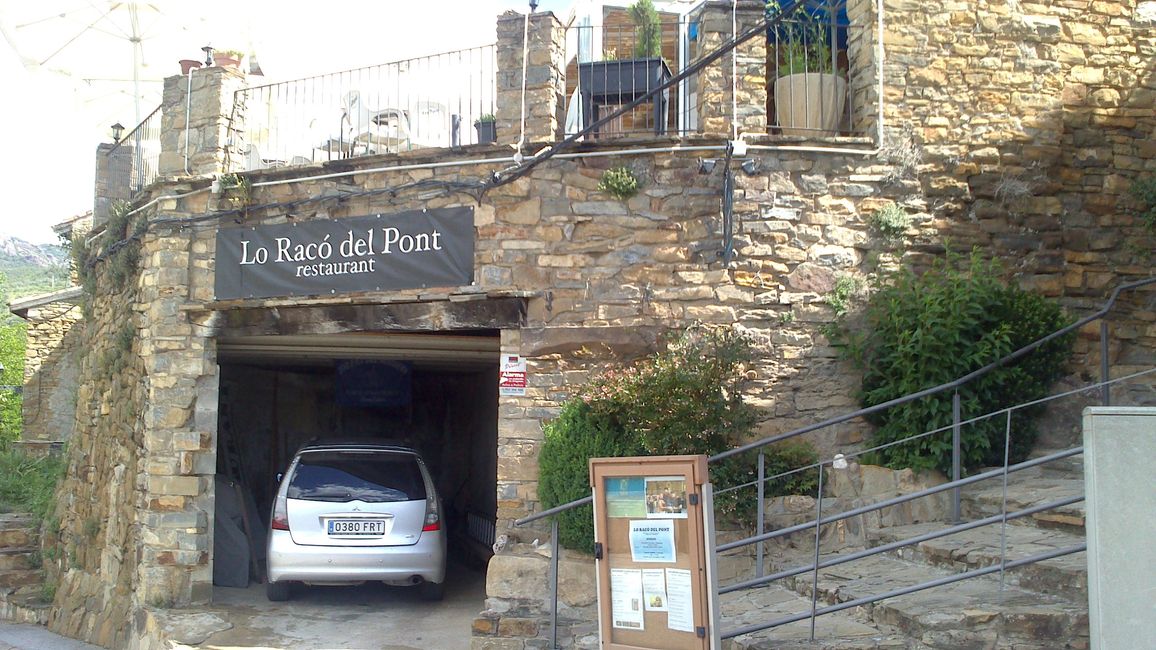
[0,0,571,245]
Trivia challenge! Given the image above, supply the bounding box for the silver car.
[265,441,447,601]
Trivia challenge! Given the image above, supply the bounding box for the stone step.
[721,579,910,650]
[869,522,1087,599]
[960,472,1085,534]
[0,514,38,548]
[0,547,39,571]
[0,566,44,590]
[775,554,1088,650]
[0,584,52,625]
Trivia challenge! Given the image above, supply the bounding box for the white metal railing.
[238,45,496,170]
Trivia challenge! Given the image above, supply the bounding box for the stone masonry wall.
[42,241,145,648]
[20,303,82,443]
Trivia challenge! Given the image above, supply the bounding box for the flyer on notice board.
[629,519,676,563]
[665,568,695,632]
[610,568,645,631]
[641,568,669,611]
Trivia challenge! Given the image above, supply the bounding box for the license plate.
[327,519,386,536]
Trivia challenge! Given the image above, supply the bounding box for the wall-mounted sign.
[214,207,474,300]
[499,354,527,396]
[335,360,412,408]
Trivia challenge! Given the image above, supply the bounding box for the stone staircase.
[722,461,1089,649]
[0,513,51,624]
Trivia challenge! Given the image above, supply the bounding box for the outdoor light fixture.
[530,0,539,11]
[111,122,125,143]
[698,158,717,174]
[741,158,760,175]
[202,45,214,67]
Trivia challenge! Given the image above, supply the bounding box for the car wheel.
[266,580,292,601]
[419,580,444,601]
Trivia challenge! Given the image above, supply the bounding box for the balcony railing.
[563,4,868,140]
[238,45,496,171]
[104,105,162,197]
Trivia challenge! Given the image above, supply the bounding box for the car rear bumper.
[266,530,446,584]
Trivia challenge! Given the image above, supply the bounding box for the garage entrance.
[211,330,500,598]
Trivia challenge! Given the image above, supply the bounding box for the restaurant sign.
[214,207,474,300]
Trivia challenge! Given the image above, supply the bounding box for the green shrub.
[834,250,1074,474]
[539,401,643,554]
[598,167,640,200]
[867,204,911,240]
[628,0,662,59]
[1130,175,1156,231]
[538,325,820,551]
[0,447,65,518]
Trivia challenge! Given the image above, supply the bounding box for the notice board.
[589,455,716,650]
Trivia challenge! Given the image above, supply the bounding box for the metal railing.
[104,104,162,197]
[238,45,496,170]
[562,3,869,139]
[515,275,1156,646]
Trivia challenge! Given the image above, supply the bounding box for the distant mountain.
[0,236,71,303]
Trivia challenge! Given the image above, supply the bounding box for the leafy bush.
[597,167,640,200]
[833,250,1074,474]
[0,322,25,445]
[539,401,643,554]
[628,0,662,59]
[0,447,64,518]
[867,204,911,240]
[538,325,820,552]
[1130,175,1156,231]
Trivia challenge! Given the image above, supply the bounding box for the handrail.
[516,276,1156,524]
[721,543,1087,639]
[711,275,1156,462]
[716,447,1081,552]
[106,104,162,156]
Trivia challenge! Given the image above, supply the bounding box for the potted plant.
[771,6,847,136]
[213,49,244,69]
[474,114,497,144]
[179,59,202,74]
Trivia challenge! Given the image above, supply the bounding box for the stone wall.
[42,239,145,648]
[20,302,82,442]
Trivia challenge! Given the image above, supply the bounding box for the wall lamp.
[698,158,717,174]
[111,122,125,143]
[740,158,760,175]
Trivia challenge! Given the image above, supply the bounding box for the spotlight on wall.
[740,158,760,175]
[698,158,717,174]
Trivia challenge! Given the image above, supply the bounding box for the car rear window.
[287,450,427,503]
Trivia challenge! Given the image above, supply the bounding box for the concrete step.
[721,580,910,650]
[959,472,1085,534]
[775,554,1088,650]
[869,522,1087,599]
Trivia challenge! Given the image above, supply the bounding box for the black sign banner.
[214,207,474,300]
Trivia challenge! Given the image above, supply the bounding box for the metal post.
[1100,320,1110,406]
[550,517,559,649]
[809,463,824,642]
[952,390,962,524]
[756,451,765,579]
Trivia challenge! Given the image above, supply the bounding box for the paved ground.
[0,622,102,650]
[159,563,488,650]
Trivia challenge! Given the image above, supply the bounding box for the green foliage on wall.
[831,250,1075,475]
[538,325,818,553]
[0,319,26,446]
[597,166,640,200]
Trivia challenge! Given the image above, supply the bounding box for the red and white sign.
[499,354,528,396]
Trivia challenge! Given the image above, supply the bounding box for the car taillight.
[271,494,290,531]
[422,498,441,532]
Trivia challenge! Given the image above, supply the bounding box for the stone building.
[17,1,1155,648]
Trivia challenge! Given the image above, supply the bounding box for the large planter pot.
[773,72,848,137]
[179,59,202,74]
[474,121,496,144]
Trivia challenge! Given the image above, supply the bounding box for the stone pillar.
[93,142,134,227]
[495,10,567,147]
[691,0,768,137]
[845,0,878,137]
[134,229,218,608]
[159,66,248,177]
[20,303,82,443]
